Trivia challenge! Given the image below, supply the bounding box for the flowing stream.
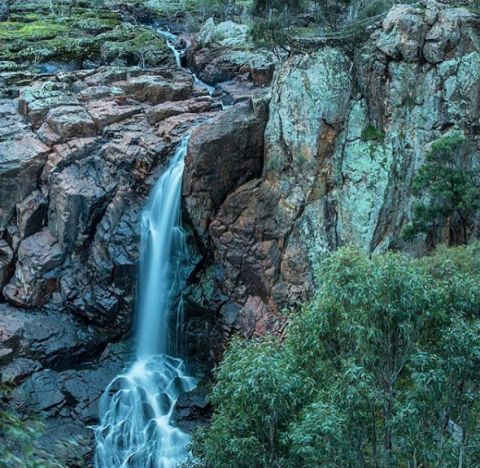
[94,137,197,467]
[157,28,216,96]
[94,26,217,466]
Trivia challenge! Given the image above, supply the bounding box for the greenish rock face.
[443,52,480,123]
[267,2,480,312]
[336,102,392,250]
[265,48,352,178]
[197,18,249,48]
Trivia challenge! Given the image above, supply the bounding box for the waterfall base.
[94,355,196,468]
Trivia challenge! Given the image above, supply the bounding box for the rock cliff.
[183,1,480,341]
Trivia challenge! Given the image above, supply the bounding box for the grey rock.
[0,358,42,385]
[0,135,50,230]
[171,386,212,433]
[0,239,14,289]
[16,190,47,239]
[3,228,63,307]
[0,303,108,370]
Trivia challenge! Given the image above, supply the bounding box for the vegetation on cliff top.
[190,244,480,467]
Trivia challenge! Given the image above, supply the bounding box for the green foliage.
[250,11,291,55]
[191,337,308,467]
[250,0,305,55]
[361,124,385,142]
[312,0,350,30]
[191,245,480,467]
[100,26,167,68]
[403,134,480,246]
[0,400,64,467]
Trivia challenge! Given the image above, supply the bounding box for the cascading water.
[157,28,216,96]
[94,137,197,467]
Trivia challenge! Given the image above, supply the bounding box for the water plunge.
[94,137,196,467]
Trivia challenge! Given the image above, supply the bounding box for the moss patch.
[361,124,385,142]
[0,1,167,67]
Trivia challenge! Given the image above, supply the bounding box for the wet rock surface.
[171,385,213,433]
[0,65,222,327]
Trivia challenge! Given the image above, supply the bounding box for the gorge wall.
[0,0,479,462]
[183,1,480,345]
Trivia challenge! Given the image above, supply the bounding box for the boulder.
[0,358,42,385]
[43,105,97,142]
[48,158,117,252]
[183,99,268,240]
[18,85,79,129]
[117,72,193,104]
[86,100,142,128]
[186,19,277,86]
[16,190,47,239]
[376,4,427,62]
[0,136,50,230]
[0,239,14,289]
[3,229,63,307]
[0,303,108,371]
[147,97,217,125]
[196,19,249,48]
[171,386,213,433]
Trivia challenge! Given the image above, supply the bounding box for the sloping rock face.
[183,1,480,342]
[0,66,217,328]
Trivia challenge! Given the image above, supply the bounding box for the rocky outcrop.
[0,304,108,376]
[184,1,480,340]
[185,18,277,86]
[0,62,235,459]
[183,98,269,241]
[0,65,220,326]
[9,342,131,464]
[3,229,63,306]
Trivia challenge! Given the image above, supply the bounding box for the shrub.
[403,134,480,246]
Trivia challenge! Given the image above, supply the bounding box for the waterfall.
[157,27,216,96]
[94,137,197,467]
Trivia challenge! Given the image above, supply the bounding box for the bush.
[403,134,480,246]
[190,245,480,467]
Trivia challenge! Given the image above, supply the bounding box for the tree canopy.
[190,244,480,467]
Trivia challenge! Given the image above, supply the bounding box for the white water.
[94,138,197,467]
[157,28,216,96]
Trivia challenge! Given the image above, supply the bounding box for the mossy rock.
[0,1,168,68]
[0,61,18,72]
[99,26,168,67]
[361,124,385,142]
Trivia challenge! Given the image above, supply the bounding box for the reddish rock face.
[0,134,50,230]
[183,100,268,241]
[3,228,63,307]
[0,65,224,324]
